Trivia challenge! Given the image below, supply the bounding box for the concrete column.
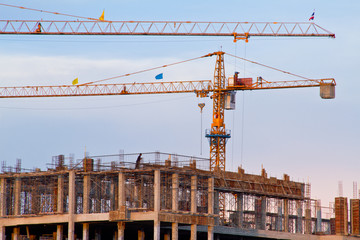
[57,175,64,213]
[296,200,303,233]
[172,174,179,240]
[82,223,89,240]
[305,208,311,234]
[208,177,214,240]
[316,201,322,233]
[118,173,125,209]
[110,178,116,211]
[191,176,197,213]
[171,223,178,240]
[191,175,197,240]
[94,176,100,213]
[114,230,118,240]
[154,220,160,240]
[190,225,197,240]
[255,197,266,230]
[277,205,283,231]
[154,170,161,240]
[0,178,6,217]
[172,174,179,212]
[138,229,145,240]
[335,197,348,235]
[208,178,214,215]
[83,175,90,214]
[57,225,63,240]
[207,226,214,240]
[0,226,5,240]
[117,222,125,240]
[14,178,21,215]
[214,191,219,226]
[12,227,20,240]
[154,170,161,212]
[68,171,76,240]
[95,228,101,240]
[284,199,289,232]
[236,193,243,228]
[164,231,170,240]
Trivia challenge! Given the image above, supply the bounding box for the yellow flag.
[99,10,105,21]
[72,78,78,85]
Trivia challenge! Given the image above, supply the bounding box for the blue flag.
[155,73,163,80]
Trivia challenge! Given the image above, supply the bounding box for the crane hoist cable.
[80,54,212,85]
[83,51,312,86]
[0,3,105,22]
[225,52,311,80]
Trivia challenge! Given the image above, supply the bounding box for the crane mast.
[207,52,229,172]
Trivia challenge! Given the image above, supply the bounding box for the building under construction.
[0,152,358,240]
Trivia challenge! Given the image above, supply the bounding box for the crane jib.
[0,21,335,39]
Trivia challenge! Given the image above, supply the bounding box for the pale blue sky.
[0,0,359,207]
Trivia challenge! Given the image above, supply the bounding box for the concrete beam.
[75,213,110,222]
[0,214,69,226]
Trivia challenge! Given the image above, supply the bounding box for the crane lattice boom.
[0,20,335,39]
[0,79,335,98]
[0,80,212,98]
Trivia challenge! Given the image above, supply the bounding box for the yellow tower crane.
[0,51,336,172]
[0,51,336,222]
